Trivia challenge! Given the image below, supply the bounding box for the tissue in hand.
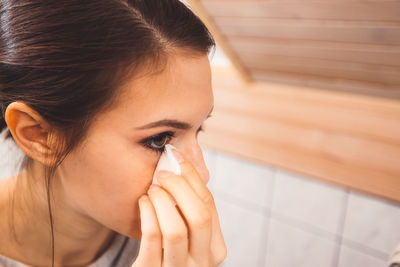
[152,144,182,185]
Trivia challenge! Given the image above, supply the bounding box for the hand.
[132,149,227,267]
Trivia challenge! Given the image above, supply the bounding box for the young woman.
[0,0,227,266]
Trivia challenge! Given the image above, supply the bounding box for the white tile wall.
[213,152,275,209]
[265,219,337,267]
[272,169,347,234]
[338,246,388,267]
[200,145,399,267]
[343,191,400,254]
[214,196,268,267]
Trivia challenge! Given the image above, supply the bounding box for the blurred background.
[1,0,400,266]
[185,0,400,266]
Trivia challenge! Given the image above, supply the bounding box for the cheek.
[58,134,157,237]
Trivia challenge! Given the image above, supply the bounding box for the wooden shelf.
[199,66,400,204]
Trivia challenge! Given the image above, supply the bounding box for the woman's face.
[57,52,214,239]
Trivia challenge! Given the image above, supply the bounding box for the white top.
[0,233,140,267]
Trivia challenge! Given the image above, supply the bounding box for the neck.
[0,161,115,267]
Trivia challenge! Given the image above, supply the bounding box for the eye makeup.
[140,125,205,154]
[140,131,175,153]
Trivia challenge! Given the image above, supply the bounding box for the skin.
[0,51,226,266]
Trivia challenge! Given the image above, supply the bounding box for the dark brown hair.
[0,0,215,265]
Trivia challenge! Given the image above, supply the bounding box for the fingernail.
[139,195,149,201]
[148,184,160,192]
[157,170,172,179]
[171,149,184,163]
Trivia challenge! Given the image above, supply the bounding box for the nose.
[181,142,210,184]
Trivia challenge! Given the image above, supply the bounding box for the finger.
[147,184,188,267]
[210,204,228,265]
[157,171,212,264]
[170,149,227,265]
[132,195,162,267]
[171,148,214,208]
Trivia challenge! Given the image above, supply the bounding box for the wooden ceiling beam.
[186,0,253,83]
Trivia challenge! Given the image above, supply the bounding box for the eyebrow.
[135,106,214,130]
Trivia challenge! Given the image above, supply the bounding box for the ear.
[5,102,58,166]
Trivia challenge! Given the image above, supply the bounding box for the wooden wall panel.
[202,1,400,22]
[199,66,400,204]
[229,36,400,67]
[241,52,400,85]
[214,18,400,46]
[189,0,400,203]
[191,0,400,99]
[251,69,400,100]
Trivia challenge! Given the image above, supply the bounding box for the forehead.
[114,52,213,125]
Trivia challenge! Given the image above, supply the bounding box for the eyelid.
[140,124,204,144]
[141,131,175,142]
[139,131,174,152]
[139,123,206,154]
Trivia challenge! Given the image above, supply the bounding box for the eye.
[141,125,205,154]
[141,131,175,153]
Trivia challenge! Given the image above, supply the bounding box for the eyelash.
[141,125,205,154]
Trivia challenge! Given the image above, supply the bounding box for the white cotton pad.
[152,144,182,185]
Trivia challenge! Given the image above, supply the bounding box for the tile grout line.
[331,188,350,267]
[334,190,389,261]
[257,168,278,267]
[341,238,390,261]
[213,188,268,214]
[270,210,338,241]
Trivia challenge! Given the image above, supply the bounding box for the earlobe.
[5,102,57,166]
